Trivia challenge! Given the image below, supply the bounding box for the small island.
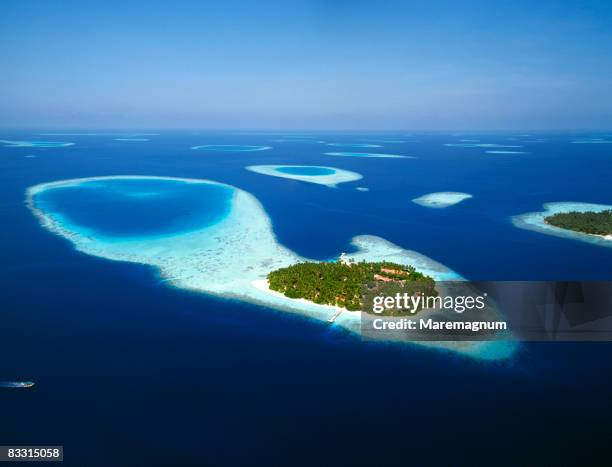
[545,210,612,237]
[512,202,612,248]
[267,256,437,313]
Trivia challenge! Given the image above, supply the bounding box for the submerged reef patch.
[512,202,612,247]
[246,165,362,187]
[412,192,473,208]
[27,175,514,360]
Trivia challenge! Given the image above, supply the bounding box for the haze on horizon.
[1,0,611,131]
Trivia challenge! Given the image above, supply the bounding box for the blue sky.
[1,0,611,130]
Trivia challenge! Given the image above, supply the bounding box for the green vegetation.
[545,210,612,236]
[267,260,436,311]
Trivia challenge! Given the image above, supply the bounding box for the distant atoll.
[115,138,150,142]
[444,143,522,148]
[366,139,408,144]
[40,133,159,136]
[0,139,74,148]
[27,175,514,360]
[271,139,325,144]
[412,192,472,208]
[0,381,35,388]
[327,143,382,148]
[324,152,414,159]
[571,139,612,144]
[246,165,362,187]
[192,144,271,152]
[513,202,612,247]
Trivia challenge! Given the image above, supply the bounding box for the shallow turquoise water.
[33,178,233,239]
[275,166,335,176]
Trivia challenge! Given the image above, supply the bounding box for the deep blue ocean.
[1,131,611,466]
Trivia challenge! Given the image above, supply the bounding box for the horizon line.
[1,127,612,134]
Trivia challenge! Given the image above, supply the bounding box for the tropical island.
[267,256,437,313]
[544,210,612,237]
[27,176,515,360]
[513,202,612,248]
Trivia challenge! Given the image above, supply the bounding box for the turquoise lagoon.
[31,177,234,241]
[27,175,513,360]
[275,166,336,176]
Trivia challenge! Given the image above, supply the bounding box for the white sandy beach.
[251,279,349,318]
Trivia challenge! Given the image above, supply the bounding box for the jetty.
[327,310,343,323]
